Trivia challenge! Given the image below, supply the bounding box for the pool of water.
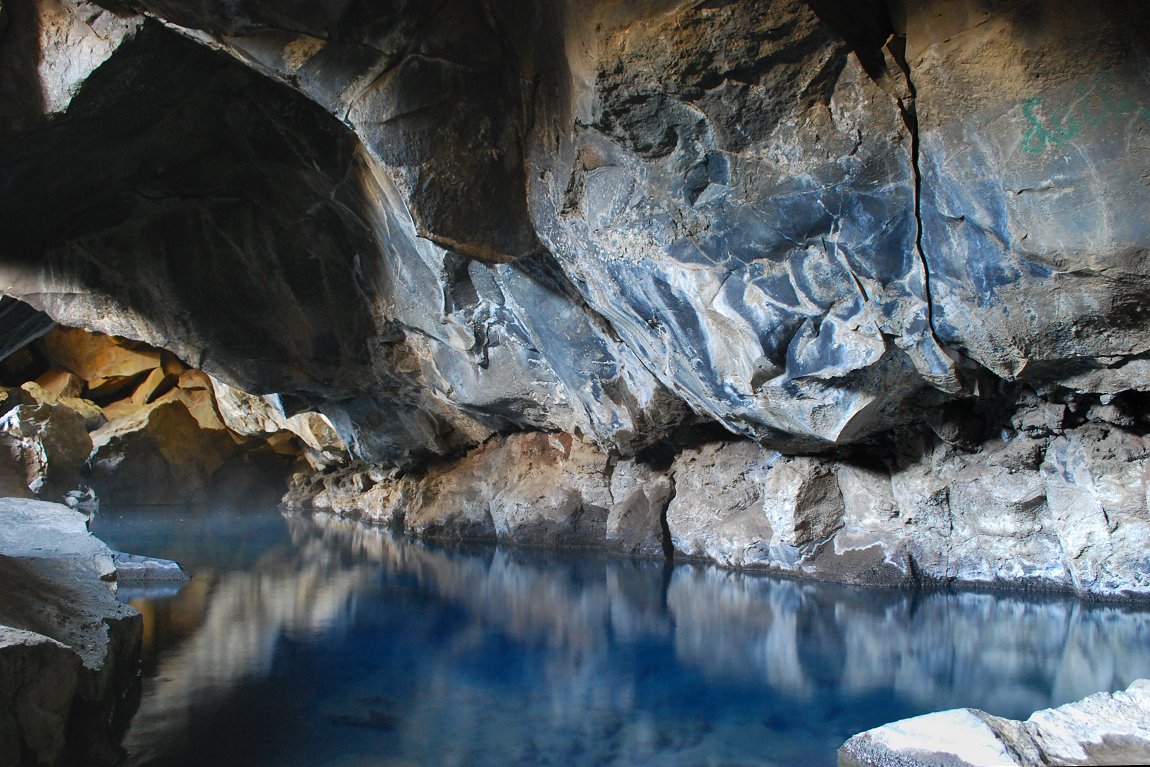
[93,508,1150,767]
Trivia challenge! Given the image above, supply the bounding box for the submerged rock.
[112,552,191,583]
[840,678,1150,767]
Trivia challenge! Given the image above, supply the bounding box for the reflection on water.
[93,509,1150,767]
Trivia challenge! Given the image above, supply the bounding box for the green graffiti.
[1021,76,1150,155]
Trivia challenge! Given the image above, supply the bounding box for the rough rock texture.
[1,0,1150,592]
[291,431,670,555]
[840,678,1150,767]
[0,323,340,506]
[0,498,142,766]
[0,401,92,501]
[293,384,1150,599]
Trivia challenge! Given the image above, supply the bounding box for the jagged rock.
[20,381,106,430]
[0,0,142,140]
[89,400,240,505]
[0,402,92,500]
[904,0,1150,388]
[292,432,674,551]
[38,326,161,399]
[839,678,1150,767]
[35,367,84,399]
[530,0,952,450]
[667,443,852,568]
[606,458,673,557]
[0,498,142,766]
[210,376,346,468]
[0,384,35,417]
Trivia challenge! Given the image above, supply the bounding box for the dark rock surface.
[1,0,1149,592]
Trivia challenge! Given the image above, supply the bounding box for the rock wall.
[290,383,1150,599]
[1,0,1149,594]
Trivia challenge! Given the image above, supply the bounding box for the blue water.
[93,508,1150,767]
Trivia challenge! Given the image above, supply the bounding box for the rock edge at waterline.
[0,497,142,767]
[839,679,1150,767]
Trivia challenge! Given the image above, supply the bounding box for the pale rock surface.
[210,376,346,468]
[840,679,1150,767]
[0,498,141,766]
[291,432,672,554]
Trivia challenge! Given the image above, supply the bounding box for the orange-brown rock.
[39,326,160,394]
[34,368,84,399]
[19,382,105,430]
[89,401,239,505]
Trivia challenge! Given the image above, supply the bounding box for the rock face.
[291,431,670,556]
[0,323,342,506]
[294,383,1150,599]
[1,1,1149,591]
[840,678,1150,767]
[0,498,143,766]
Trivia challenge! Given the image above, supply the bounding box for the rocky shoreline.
[286,381,1150,601]
[840,679,1150,767]
[0,498,142,767]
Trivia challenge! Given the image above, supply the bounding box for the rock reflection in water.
[101,510,1150,767]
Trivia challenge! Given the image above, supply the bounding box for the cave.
[2,0,1150,765]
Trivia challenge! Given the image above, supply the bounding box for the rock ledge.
[840,679,1150,767]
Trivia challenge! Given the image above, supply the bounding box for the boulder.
[112,552,190,583]
[39,326,160,396]
[840,678,1150,767]
[0,402,92,500]
[210,376,346,468]
[0,498,142,766]
[20,381,106,430]
[34,367,84,399]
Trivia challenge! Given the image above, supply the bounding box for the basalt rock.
[291,384,1150,599]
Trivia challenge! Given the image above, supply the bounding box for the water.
[93,508,1150,767]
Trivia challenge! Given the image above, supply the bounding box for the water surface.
[94,508,1150,767]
